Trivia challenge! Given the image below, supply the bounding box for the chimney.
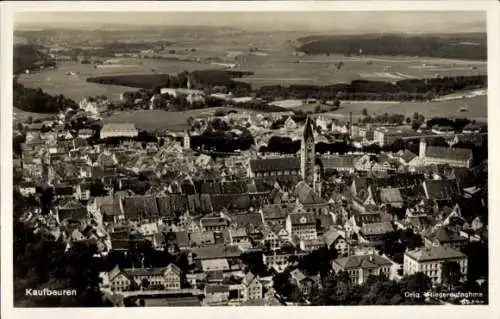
[419,138,427,159]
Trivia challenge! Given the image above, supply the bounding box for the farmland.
[103,108,224,132]
[15,29,487,123]
[322,94,487,121]
[233,53,486,88]
[16,58,222,101]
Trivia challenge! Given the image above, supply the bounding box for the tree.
[314,105,321,113]
[362,108,368,116]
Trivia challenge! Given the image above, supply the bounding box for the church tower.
[301,116,316,186]
[183,128,191,150]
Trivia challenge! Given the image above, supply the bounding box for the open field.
[309,94,487,121]
[16,58,222,101]
[13,107,54,122]
[103,108,219,132]
[16,31,486,103]
[234,53,486,88]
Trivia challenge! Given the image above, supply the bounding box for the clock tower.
[301,116,316,186]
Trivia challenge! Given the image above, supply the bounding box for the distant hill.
[13,44,52,74]
[297,33,487,60]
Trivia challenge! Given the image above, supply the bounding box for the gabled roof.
[288,212,316,226]
[405,246,466,262]
[333,254,392,269]
[192,246,243,260]
[290,268,307,282]
[360,222,394,236]
[293,181,325,205]
[426,146,473,162]
[250,157,300,172]
[320,154,359,171]
[423,180,459,201]
[379,188,403,204]
[323,229,345,246]
[232,212,264,228]
[353,212,382,225]
[205,284,230,294]
[121,195,159,220]
[425,226,468,243]
[400,150,417,163]
[190,231,216,246]
[200,216,230,228]
[242,272,259,286]
[261,204,294,220]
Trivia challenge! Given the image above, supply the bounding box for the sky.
[15,11,486,33]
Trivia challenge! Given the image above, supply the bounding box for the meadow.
[15,30,487,128]
[318,94,487,121]
[102,108,219,132]
[16,58,222,101]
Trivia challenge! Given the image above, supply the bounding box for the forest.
[87,70,254,95]
[256,75,486,101]
[13,80,79,113]
[297,34,487,60]
[13,44,56,74]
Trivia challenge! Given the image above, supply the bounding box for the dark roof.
[156,196,174,218]
[424,180,459,201]
[333,254,392,269]
[425,227,468,244]
[174,231,190,247]
[303,116,315,141]
[205,284,230,294]
[200,216,230,228]
[180,181,196,194]
[320,154,358,171]
[456,133,485,147]
[293,181,326,205]
[122,195,159,220]
[232,212,264,228]
[288,212,316,226]
[353,213,382,225]
[262,204,294,221]
[250,157,300,173]
[401,150,417,163]
[426,146,473,162]
[54,185,74,196]
[192,246,242,260]
[57,202,88,221]
[211,194,251,211]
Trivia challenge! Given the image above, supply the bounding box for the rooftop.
[405,246,466,262]
[333,254,392,269]
[426,146,473,162]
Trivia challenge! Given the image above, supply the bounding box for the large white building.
[418,139,473,168]
[100,123,139,139]
[404,246,468,284]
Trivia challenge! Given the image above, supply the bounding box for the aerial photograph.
[12,10,488,307]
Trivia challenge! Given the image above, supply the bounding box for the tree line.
[13,80,79,113]
[255,76,486,101]
[297,34,486,60]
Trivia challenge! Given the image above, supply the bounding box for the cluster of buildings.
[14,101,488,306]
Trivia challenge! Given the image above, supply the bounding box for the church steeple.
[301,116,316,186]
[302,116,315,142]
